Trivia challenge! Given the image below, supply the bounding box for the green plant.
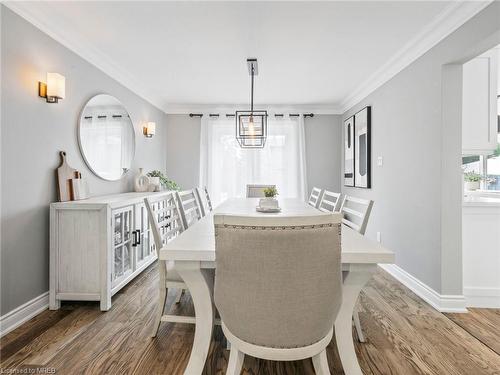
[147,170,180,191]
[263,186,278,198]
[463,172,482,182]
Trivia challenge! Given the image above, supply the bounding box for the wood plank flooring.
[1,264,499,374]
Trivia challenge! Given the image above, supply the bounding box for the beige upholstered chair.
[340,195,374,343]
[214,214,342,375]
[246,184,276,198]
[308,187,323,208]
[317,190,342,212]
[176,189,203,228]
[145,192,192,337]
[194,187,212,217]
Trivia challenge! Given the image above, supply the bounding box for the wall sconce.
[39,73,65,103]
[143,122,156,138]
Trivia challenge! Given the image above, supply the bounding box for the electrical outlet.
[377,156,383,166]
[376,231,381,243]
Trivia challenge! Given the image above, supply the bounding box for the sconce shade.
[46,73,65,99]
[143,121,156,138]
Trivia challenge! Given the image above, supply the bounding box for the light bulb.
[248,116,255,136]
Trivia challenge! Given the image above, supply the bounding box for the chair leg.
[226,346,244,375]
[353,307,365,343]
[175,288,185,304]
[312,349,330,375]
[151,287,167,338]
[152,260,169,338]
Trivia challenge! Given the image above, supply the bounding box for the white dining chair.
[214,214,342,375]
[246,184,276,198]
[317,190,342,212]
[308,187,323,208]
[194,187,213,217]
[340,194,374,343]
[176,189,203,229]
[145,192,191,337]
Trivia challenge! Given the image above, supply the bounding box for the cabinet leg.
[49,291,60,310]
[100,295,112,311]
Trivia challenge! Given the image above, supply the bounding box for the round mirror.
[78,94,135,181]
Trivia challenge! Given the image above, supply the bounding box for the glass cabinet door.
[112,206,134,287]
[135,203,155,269]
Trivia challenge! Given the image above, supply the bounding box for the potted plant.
[146,170,180,192]
[464,172,482,191]
[260,186,279,208]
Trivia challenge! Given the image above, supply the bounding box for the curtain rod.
[189,113,314,118]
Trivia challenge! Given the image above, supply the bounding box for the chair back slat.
[176,189,203,229]
[246,184,276,198]
[308,187,323,208]
[317,190,342,212]
[195,187,213,217]
[144,192,184,255]
[214,214,342,349]
[340,195,373,235]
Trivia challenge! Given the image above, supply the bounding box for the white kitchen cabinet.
[462,50,498,155]
[50,192,164,311]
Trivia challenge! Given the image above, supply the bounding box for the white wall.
[0,7,168,315]
[341,2,500,295]
[165,114,342,194]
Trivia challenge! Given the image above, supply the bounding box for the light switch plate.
[377,232,381,243]
[377,156,383,166]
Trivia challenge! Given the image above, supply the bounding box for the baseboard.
[379,264,467,313]
[464,287,500,308]
[0,292,49,337]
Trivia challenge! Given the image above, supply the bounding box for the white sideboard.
[50,192,167,311]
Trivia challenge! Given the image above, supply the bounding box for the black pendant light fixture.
[236,58,267,148]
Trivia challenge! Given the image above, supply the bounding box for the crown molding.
[163,103,343,115]
[4,1,166,113]
[5,1,492,116]
[339,0,493,114]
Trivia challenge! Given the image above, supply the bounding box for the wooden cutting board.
[56,151,76,202]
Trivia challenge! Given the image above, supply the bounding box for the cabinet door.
[112,206,134,288]
[134,203,156,269]
[462,50,498,154]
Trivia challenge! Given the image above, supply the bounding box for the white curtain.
[199,114,308,206]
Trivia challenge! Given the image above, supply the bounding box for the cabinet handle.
[136,229,141,245]
[132,230,137,247]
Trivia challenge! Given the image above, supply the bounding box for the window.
[199,115,307,206]
[462,134,500,190]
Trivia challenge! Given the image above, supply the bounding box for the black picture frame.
[354,106,371,188]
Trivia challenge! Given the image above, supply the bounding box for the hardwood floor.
[1,264,499,374]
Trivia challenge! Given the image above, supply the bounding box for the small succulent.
[263,186,278,198]
[147,170,180,191]
[463,172,482,182]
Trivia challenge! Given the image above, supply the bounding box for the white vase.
[134,168,150,192]
[259,197,279,208]
[148,177,161,192]
[464,181,480,191]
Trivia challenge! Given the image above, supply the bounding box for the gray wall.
[0,7,168,315]
[165,114,342,194]
[165,114,201,190]
[305,115,342,193]
[341,2,500,294]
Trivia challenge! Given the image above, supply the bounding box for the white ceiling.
[6,1,491,113]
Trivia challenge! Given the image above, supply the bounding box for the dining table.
[159,198,395,375]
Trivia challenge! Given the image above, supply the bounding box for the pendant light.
[236,58,267,148]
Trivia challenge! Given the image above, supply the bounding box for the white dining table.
[159,198,394,375]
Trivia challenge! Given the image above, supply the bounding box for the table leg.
[176,261,214,375]
[335,264,377,375]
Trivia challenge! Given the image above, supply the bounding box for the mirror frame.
[77,93,136,181]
